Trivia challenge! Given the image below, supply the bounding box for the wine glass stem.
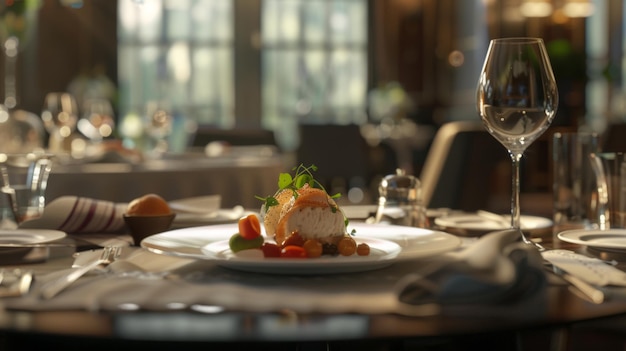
[4,36,19,109]
[510,152,522,230]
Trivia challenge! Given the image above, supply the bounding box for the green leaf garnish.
[256,163,341,210]
[256,163,353,233]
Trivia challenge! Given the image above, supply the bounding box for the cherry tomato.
[356,243,370,256]
[302,239,323,258]
[282,231,305,247]
[281,245,307,258]
[238,214,261,240]
[337,237,357,256]
[261,242,281,258]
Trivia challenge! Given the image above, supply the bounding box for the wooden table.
[2,222,626,350]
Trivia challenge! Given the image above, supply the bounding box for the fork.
[40,246,121,300]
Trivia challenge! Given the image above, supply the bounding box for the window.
[117,0,368,152]
[117,0,235,151]
[261,0,369,150]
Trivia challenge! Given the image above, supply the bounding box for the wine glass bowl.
[41,92,79,152]
[476,37,558,244]
[78,98,115,141]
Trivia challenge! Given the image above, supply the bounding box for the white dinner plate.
[557,229,626,250]
[201,237,402,275]
[0,229,66,246]
[141,223,462,275]
[434,213,553,236]
[0,229,66,263]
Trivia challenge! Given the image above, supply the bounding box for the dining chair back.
[602,123,626,152]
[419,120,510,212]
[191,127,277,148]
[296,124,371,197]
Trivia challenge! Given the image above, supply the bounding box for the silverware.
[544,262,605,304]
[39,246,121,299]
[0,269,33,297]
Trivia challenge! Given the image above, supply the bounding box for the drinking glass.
[144,101,172,156]
[41,92,79,152]
[78,98,115,141]
[0,0,40,110]
[476,37,558,246]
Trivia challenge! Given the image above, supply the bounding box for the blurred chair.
[191,126,277,148]
[419,120,510,212]
[602,123,626,152]
[296,124,372,200]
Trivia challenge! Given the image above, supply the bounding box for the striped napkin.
[19,196,127,234]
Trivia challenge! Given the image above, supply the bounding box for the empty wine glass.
[476,37,558,247]
[78,98,115,141]
[41,92,79,152]
[144,101,172,156]
[0,0,40,110]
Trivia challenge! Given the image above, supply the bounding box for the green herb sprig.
[255,163,352,231]
[255,164,341,211]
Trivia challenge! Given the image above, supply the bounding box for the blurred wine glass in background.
[144,101,172,156]
[78,98,115,142]
[41,92,79,153]
[0,1,44,154]
[0,106,44,153]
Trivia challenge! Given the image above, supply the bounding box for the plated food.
[141,223,461,274]
[140,165,463,274]
[227,164,370,258]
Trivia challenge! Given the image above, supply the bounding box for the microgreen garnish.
[255,163,341,210]
[255,163,352,232]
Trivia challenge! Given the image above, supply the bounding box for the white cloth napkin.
[19,196,127,234]
[395,229,547,317]
[1,230,548,318]
[18,195,227,235]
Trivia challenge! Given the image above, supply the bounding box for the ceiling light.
[520,1,553,17]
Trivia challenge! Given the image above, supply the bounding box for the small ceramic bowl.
[123,213,176,246]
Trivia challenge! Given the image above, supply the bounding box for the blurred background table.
[45,146,284,209]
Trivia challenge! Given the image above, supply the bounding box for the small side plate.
[558,229,626,250]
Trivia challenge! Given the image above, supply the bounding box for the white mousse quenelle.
[265,186,346,245]
[257,164,369,257]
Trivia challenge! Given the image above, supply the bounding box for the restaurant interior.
[4,0,621,212]
[2,1,626,350]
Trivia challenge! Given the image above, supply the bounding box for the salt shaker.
[375,169,427,227]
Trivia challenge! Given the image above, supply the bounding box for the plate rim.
[557,229,626,249]
[202,236,401,263]
[141,222,463,266]
[434,214,553,230]
[0,228,66,244]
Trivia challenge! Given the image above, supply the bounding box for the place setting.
[0,151,561,323]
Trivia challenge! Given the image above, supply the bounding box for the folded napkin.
[395,229,548,317]
[19,196,127,234]
[19,195,228,234]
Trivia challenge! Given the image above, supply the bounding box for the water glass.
[591,152,626,229]
[374,169,427,227]
[0,153,53,229]
[552,132,601,230]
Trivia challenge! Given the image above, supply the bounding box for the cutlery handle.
[40,259,103,300]
[560,272,605,304]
